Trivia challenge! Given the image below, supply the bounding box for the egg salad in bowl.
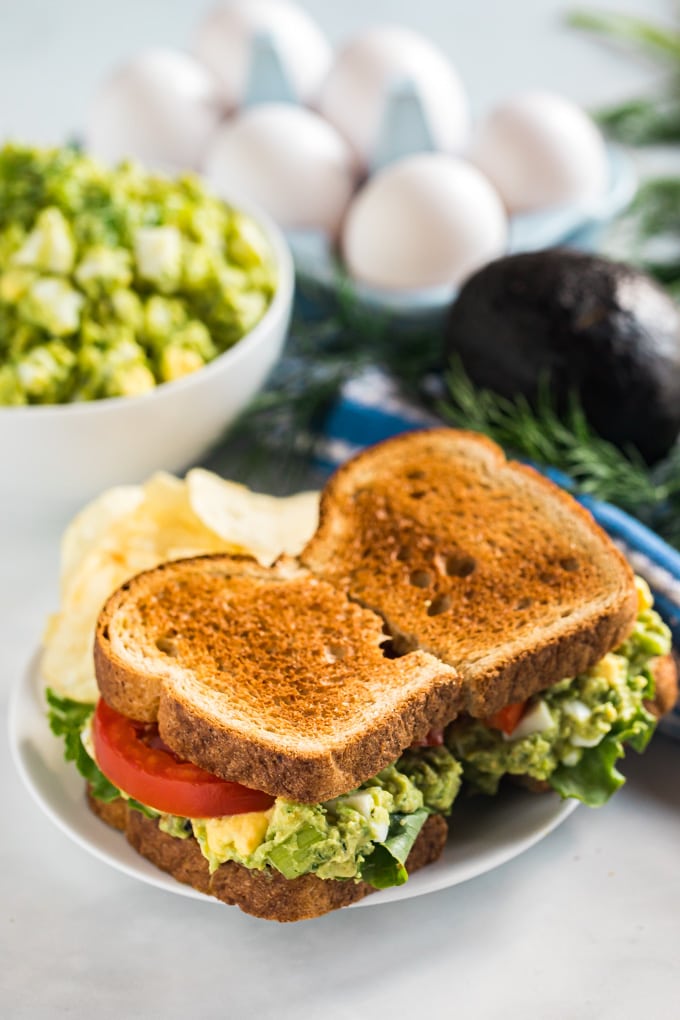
[0,143,293,519]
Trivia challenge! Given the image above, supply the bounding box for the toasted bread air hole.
[379,625,413,659]
[560,557,580,572]
[155,633,179,657]
[445,554,476,578]
[515,597,533,610]
[427,593,452,617]
[406,470,426,481]
[410,569,433,588]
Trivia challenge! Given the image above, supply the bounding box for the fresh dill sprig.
[223,291,680,548]
[568,9,680,145]
[570,8,680,287]
[441,359,680,545]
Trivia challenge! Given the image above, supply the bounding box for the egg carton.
[242,33,636,324]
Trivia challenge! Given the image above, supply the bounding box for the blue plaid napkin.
[317,369,680,739]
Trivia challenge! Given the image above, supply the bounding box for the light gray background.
[2,2,679,1018]
[0,0,672,142]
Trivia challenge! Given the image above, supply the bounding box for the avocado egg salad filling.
[45,686,461,890]
[447,577,671,806]
[46,578,669,888]
[0,143,276,405]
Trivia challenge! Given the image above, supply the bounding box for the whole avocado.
[444,249,680,463]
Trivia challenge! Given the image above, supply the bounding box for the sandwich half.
[47,429,676,921]
[301,429,676,807]
[51,555,464,921]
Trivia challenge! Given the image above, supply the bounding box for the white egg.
[86,49,223,171]
[316,25,469,171]
[192,0,332,109]
[203,104,357,235]
[469,91,609,214]
[342,153,507,291]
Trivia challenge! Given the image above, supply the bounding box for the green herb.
[568,9,680,145]
[609,177,680,290]
[440,360,680,547]
[569,8,680,287]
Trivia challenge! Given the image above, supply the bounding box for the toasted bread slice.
[95,554,463,802]
[88,790,449,922]
[302,429,638,717]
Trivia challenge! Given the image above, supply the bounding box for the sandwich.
[46,429,677,921]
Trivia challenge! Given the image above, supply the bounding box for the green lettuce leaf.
[46,688,119,803]
[45,688,157,817]
[549,734,626,806]
[360,809,429,890]
[549,705,657,807]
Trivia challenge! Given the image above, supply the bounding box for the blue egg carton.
[240,33,637,325]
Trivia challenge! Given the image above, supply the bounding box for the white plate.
[9,651,578,909]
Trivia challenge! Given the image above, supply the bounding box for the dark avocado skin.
[444,249,680,463]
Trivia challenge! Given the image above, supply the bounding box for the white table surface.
[2,1,680,1017]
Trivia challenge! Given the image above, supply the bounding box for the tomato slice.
[483,701,527,736]
[92,699,274,817]
[410,727,446,749]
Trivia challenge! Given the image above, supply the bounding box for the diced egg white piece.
[29,278,84,333]
[369,818,389,843]
[75,248,130,285]
[134,226,182,284]
[339,791,375,818]
[13,230,45,268]
[502,699,553,741]
[332,791,389,842]
[561,750,581,767]
[571,732,604,748]
[13,212,75,274]
[563,699,591,724]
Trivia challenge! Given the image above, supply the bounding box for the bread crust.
[87,791,449,922]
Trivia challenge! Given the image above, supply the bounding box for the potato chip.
[42,469,320,702]
[60,484,143,598]
[187,469,319,566]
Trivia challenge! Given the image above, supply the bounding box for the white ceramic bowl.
[0,204,293,525]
